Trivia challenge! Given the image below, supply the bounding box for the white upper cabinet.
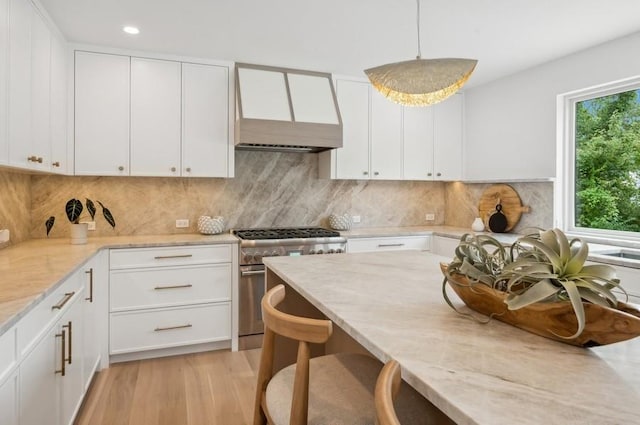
[370,91,402,179]
[49,34,67,174]
[320,78,463,181]
[433,93,463,180]
[182,62,230,177]
[130,57,181,176]
[30,8,51,172]
[333,79,369,179]
[0,0,7,165]
[8,0,32,169]
[403,105,434,180]
[74,51,130,176]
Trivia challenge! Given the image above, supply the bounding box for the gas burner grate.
[233,227,340,240]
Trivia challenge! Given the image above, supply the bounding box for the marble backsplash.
[29,151,447,239]
[1,151,554,242]
[0,169,32,245]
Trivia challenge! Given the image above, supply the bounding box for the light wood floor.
[75,349,261,425]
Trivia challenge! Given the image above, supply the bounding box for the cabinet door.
[403,106,434,180]
[130,57,181,176]
[182,63,229,177]
[370,93,402,179]
[82,254,105,390]
[8,0,32,169]
[74,51,130,175]
[30,8,51,171]
[60,294,84,425]
[19,320,59,425]
[335,79,370,179]
[50,35,67,174]
[0,371,18,425]
[433,94,463,180]
[0,0,8,165]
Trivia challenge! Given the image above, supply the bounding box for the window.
[557,77,640,242]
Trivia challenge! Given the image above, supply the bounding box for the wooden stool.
[253,284,383,425]
[375,360,456,425]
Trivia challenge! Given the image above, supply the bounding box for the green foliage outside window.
[575,89,640,232]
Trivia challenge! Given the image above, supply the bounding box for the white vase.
[70,223,88,245]
[471,217,485,232]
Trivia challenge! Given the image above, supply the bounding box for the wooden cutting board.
[478,184,530,232]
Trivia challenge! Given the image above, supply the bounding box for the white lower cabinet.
[0,370,18,425]
[82,251,107,391]
[109,245,233,359]
[347,235,431,253]
[19,287,85,425]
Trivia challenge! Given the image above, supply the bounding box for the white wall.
[464,30,640,181]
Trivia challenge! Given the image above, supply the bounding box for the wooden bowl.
[440,263,640,347]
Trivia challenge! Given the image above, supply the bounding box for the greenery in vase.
[442,228,626,339]
[45,198,116,237]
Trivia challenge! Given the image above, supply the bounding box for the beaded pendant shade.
[365,0,477,107]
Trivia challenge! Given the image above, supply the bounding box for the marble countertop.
[0,233,237,335]
[264,250,640,425]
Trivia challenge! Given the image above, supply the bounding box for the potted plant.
[441,228,640,347]
[45,198,116,244]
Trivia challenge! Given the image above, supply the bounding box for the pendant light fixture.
[364,0,477,107]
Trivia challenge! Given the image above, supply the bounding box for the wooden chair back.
[253,284,333,425]
[375,360,402,425]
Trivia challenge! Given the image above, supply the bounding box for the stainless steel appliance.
[234,227,347,348]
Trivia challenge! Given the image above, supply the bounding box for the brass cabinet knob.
[427,172,432,176]
[118,166,124,171]
[363,171,369,175]
[436,172,442,177]
[374,171,380,176]
[52,161,60,167]
[36,157,43,163]
[185,167,191,173]
[171,167,176,172]
[27,155,37,162]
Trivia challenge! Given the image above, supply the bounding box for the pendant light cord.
[416,0,422,59]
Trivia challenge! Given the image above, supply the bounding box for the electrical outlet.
[175,219,190,228]
[352,215,361,223]
[86,221,96,231]
[425,213,435,221]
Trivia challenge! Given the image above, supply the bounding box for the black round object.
[488,204,508,233]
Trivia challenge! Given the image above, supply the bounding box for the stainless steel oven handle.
[241,270,266,277]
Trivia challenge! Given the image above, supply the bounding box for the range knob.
[243,253,254,263]
[309,249,316,255]
[336,248,344,254]
[270,251,280,257]
[328,249,335,254]
[316,249,324,255]
[254,253,263,262]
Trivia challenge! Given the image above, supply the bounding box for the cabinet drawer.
[0,328,16,383]
[110,264,231,311]
[110,303,231,354]
[347,236,431,253]
[110,244,232,269]
[16,272,83,357]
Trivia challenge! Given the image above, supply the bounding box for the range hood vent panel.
[235,63,343,152]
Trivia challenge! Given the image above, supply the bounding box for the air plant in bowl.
[441,228,640,347]
[45,198,116,241]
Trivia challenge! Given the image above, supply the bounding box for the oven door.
[239,264,266,337]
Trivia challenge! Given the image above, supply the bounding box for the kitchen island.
[263,250,640,425]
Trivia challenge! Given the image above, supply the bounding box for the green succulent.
[443,228,625,339]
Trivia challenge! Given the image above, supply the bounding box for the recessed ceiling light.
[123,26,140,35]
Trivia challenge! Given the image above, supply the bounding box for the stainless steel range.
[233,227,346,348]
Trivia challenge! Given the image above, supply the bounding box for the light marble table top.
[0,233,238,335]
[263,250,640,425]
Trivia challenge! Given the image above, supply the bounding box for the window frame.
[556,75,640,244]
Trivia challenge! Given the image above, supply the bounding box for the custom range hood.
[235,63,343,153]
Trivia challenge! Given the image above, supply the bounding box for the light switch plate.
[176,219,190,228]
[425,213,435,221]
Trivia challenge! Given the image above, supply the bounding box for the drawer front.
[347,236,431,253]
[16,272,84,357]
[110,264,231,311]
[110,303,231,354]
[0,327,16,382]
[110,245,232,269]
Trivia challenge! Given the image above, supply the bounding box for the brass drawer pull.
[153,254,193,260]
[62,321,73,364]
[154,284,193,290]
[52,292,75,310]
[85,268,94,302]
[154,324,193,332]
[55,330,66,376]
[377,243,405,248]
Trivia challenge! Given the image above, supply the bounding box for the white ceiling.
[38,0,640,88]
